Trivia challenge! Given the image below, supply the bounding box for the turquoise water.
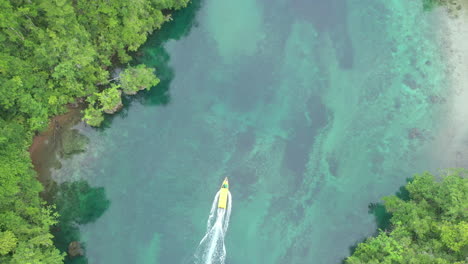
[48,0,450,263]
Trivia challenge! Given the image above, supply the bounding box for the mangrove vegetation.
[347,171,468,263]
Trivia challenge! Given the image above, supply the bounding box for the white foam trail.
[223,192,232,234]
[194,191,232,264]
[207,191,220,231]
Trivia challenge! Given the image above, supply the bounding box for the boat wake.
[194,190,232,264]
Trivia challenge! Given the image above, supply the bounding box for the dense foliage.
[0,120,64,263]
[0,0,189,262]
[347,171,468,264]
[83,65,161,126]
[84,84,123,126]
[120,65,160,95]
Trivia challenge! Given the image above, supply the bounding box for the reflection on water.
[53,181,110,264]
[128,0,203,108]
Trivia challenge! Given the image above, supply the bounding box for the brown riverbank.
[29,107,84,200]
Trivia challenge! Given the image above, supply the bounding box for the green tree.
[120,64,160,95]
[83,106,104,127]
[82,85,122,126]
[0,231,17,256]
[97,85,123,114]
[347,171,468,263]
[347,233,404,264]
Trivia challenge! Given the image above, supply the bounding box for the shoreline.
[431,3,468,169]
[29,107,84,200]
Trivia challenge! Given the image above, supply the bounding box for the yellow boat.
[218,178,229,209]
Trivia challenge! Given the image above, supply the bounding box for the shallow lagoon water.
[47,0,451,263]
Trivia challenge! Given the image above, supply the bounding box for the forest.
[0,0,188,262]
[347,171,468,263]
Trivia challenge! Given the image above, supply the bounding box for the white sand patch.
[432,5,468,168]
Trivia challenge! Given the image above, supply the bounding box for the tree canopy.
[120,65,161,95]
[83,84,124,126]
[347,171,468,264]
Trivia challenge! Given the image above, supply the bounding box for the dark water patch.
[403,73,420,90]
[360,72,393,103]
[293,203,306,223]
[290,0,354,69]
[223,59,278,111]
[282,95,329,181]
[266,196,305,225]
[236,127,256,153]
[408,127,431,141]
[428,94,447,104]
[228,127,256,166]
[326,152,340,177]
[230,165,259,200]
[279,235,311,263]
[306,95,330,128]
[303,171,327,205]
[291,0,346,31]
[370,152,385,175]
[331,31,354,69]
[368,202,392,231]
[54,181,110,225]
[53,180,110,264]
[133,44,174,108]
[394,98,402,110]
[282,124,313,178]
[395,180,412,201]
